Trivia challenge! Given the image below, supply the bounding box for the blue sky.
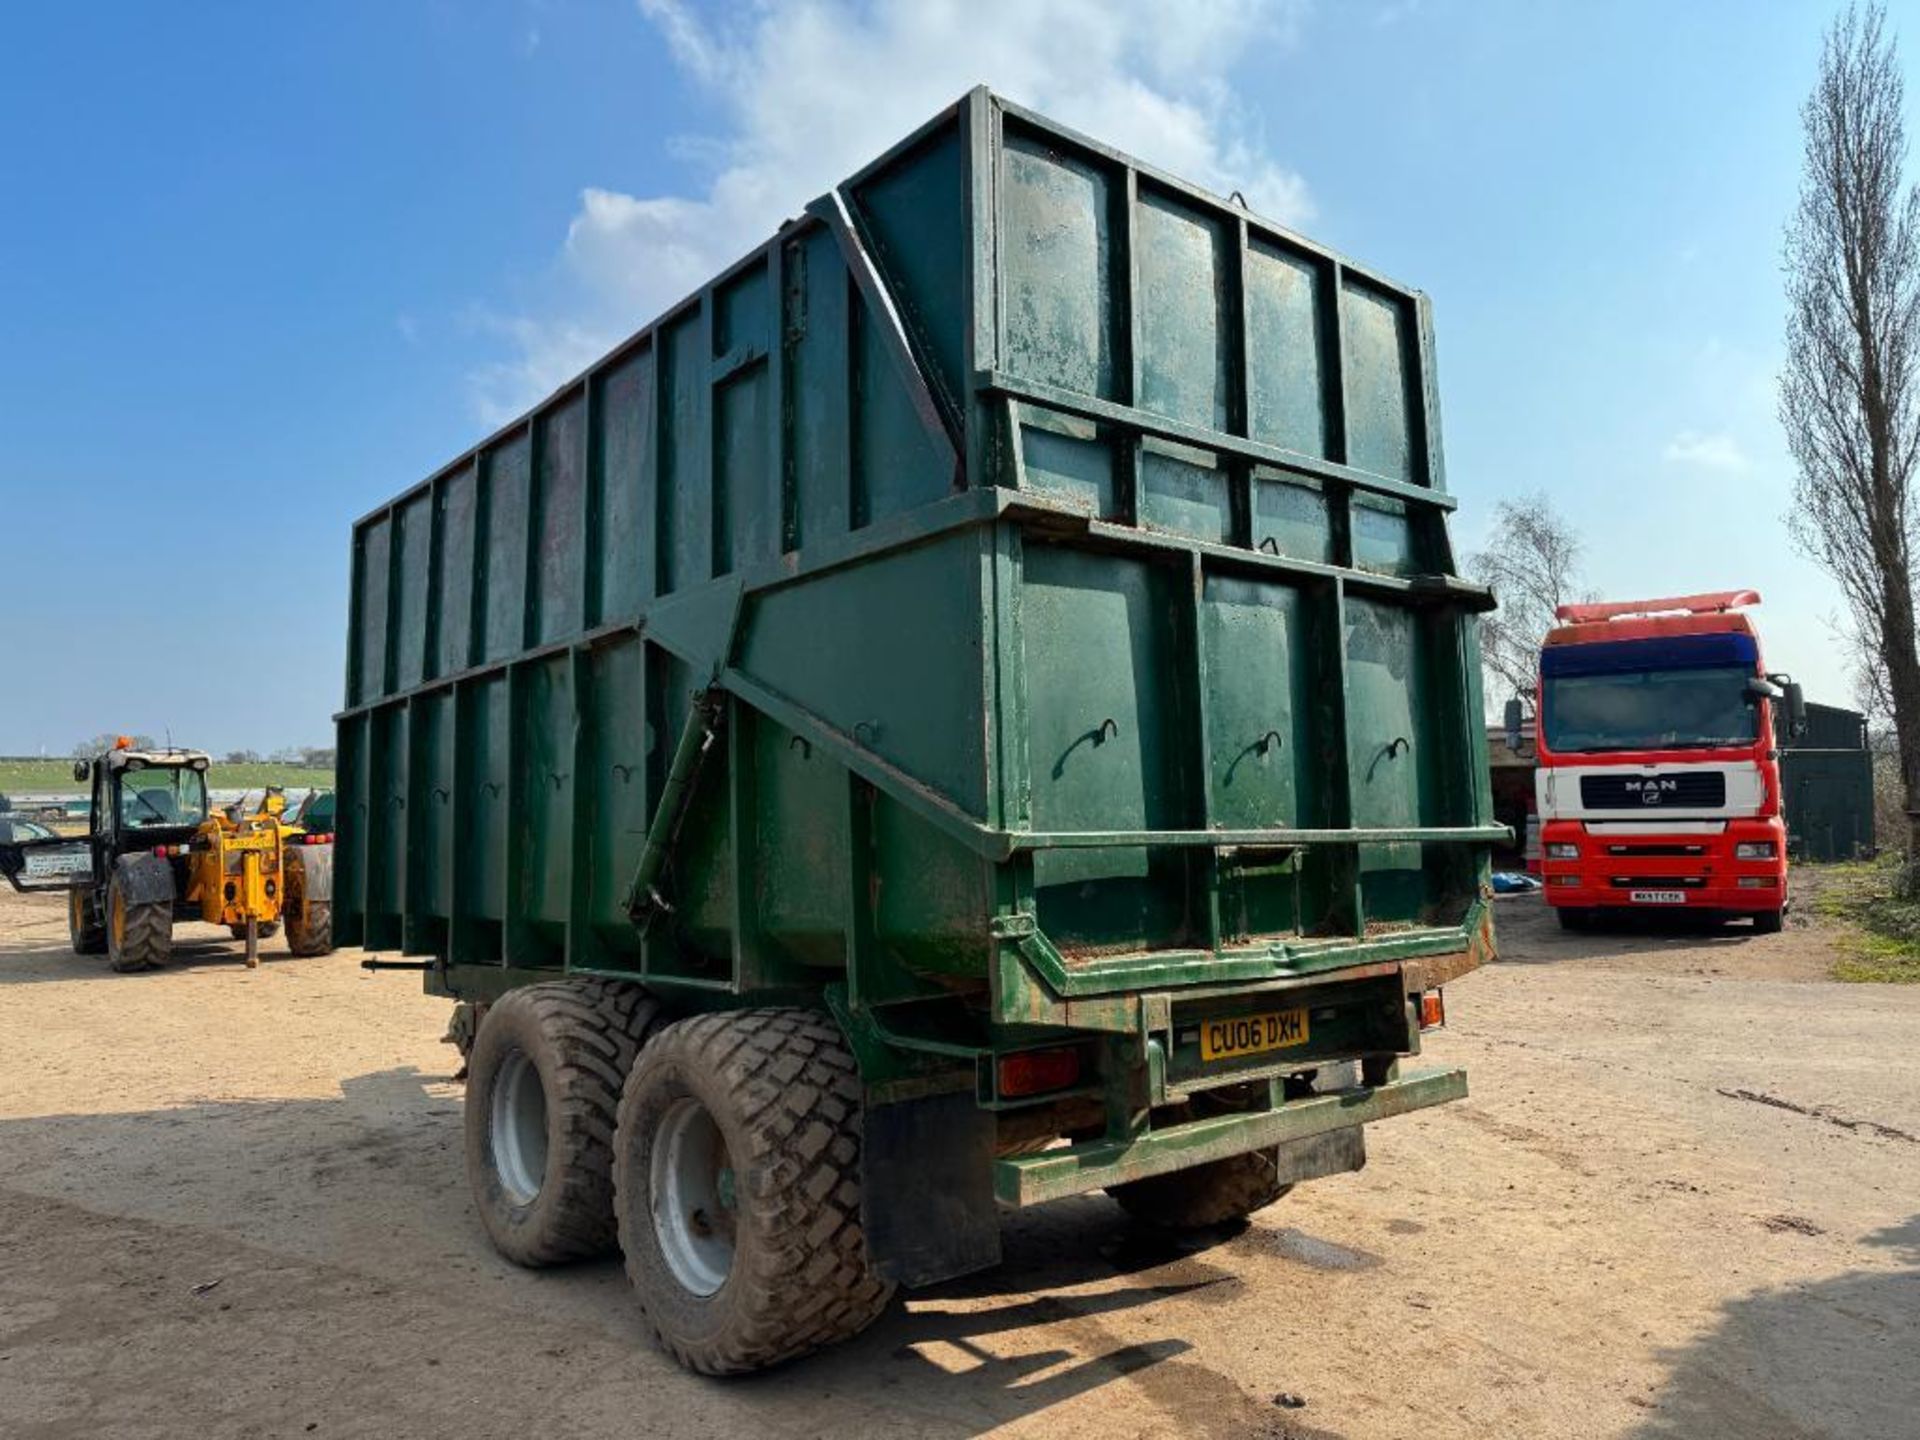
[0,0,1878,753]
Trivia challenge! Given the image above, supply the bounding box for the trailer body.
[336,90,1499,1293]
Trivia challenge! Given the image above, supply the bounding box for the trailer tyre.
[1107,1088,1294,1230]
[613,1009,894,1374]
[465,979,661,1267]
[1108,1148,1293,1230]
[106,867,171,974]
[69,887,107,956]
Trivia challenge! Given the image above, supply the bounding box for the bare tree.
[1467,492,1590,715]
[1781,3,1920,873]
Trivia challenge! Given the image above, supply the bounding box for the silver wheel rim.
[650,1097,736,1297]
[490,1049,547,1207]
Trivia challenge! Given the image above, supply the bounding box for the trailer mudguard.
[861,1091,1001,1287]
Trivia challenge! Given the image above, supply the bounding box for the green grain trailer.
[336,89,1502,1374]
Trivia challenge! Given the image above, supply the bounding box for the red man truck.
[1516,591,1806,933]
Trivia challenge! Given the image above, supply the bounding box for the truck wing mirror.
[72,760,90,783]
[1784,679,1807,739]
[1503,697,1525,753]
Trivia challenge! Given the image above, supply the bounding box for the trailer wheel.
[69,887,107,955]
[1108,1088,1293,1230]
[465,979,661,1266]
[1109,1149,1292,1230]
[613,1009,894,1374]
[106,867,171,974]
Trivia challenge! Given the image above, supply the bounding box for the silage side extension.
[336,89,1501,1368]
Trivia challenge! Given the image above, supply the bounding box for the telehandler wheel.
[613,1009,894,1375]
[284,902,332,956]
[68,887,107,956]
[282,845,334,956]
[105,868,171,974]
[230,922,280,941]
[464,979,661,1267]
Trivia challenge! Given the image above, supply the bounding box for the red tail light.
[1419,991,1446,1031]
[997,1047,1083,1098]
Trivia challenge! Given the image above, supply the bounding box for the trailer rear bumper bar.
[991,1065,1467,1207]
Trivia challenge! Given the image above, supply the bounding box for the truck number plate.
[1200,1007,1310,1063]
[1630,889,1687,905]
[23,848,90,877]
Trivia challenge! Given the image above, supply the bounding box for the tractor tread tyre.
[465,979,661,1267]
[107,898,171,972]
[106,867,172,983]
[284,902,333,956]
[1108,1149,1293,1231]
[69,888,107,956]
[614,1008,894,1375]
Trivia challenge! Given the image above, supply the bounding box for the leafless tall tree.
[1781,3,1920,871]
[1467,492,1589,715]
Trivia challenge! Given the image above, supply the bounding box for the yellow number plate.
[1200,1008,1310,1062]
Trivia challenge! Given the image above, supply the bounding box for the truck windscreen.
[1542,664,1759,753]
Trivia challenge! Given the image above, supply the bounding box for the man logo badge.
[1624,777,1678,806]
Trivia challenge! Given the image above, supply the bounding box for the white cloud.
[472,0,1312,421]
[1662,429,1751,473]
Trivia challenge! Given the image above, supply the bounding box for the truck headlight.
[1735,841,1776,860]
[1547,843,1578,859]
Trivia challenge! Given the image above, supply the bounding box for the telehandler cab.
[0,738,336,970]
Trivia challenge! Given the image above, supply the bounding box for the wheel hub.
[651,1097,737,1296]
[489,1048,548,1207]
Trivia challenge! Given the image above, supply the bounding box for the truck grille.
[1580,772,1725,810]
[1609,875,1708,889]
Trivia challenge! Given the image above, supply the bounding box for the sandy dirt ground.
[2,883,1916,1440]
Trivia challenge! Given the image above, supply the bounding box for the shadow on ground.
[0,932,312,985]
[0,1067,1336,1439]
[1492,893,1778,966]
[1630,1217,1920,1440]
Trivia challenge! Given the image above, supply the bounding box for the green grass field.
[1808,858,1920,983]
[0,758,334,798]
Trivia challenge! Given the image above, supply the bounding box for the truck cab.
[1532,591,1805,931]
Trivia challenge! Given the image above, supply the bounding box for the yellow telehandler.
[0,739,335,971]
